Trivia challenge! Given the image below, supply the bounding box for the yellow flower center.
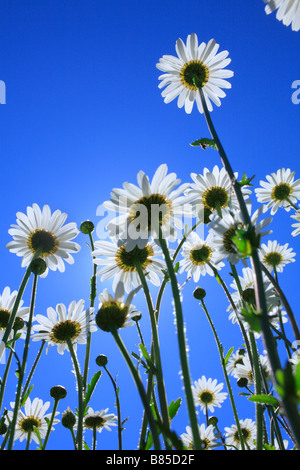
[180,60,209,90]
[27,229,59,257]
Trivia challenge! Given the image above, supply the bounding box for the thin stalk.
[211,262,253,365]
[83,232,98,393]
[42,398,59,450]
[0,342,15,414]
[158,231,202,450]
[109,323,161,450]
[200,298,246,450]
[21,340,45,404]
[199,88,300,447]
[0,255,39,359]
[103,365,123,450]
[261,263,300,342]
[135,260,170,445]
[7,273,38,450]
[66,338,84,451]
[92,426,97,450]
[249,331,263,450]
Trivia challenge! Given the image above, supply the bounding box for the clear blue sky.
[0,0,299,450]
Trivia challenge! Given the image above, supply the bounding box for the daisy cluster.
[1,29,299,451]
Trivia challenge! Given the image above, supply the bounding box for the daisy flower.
[95,282,140,332]
[224,418,256,450]
[77,408,117,433]
[156,33,234,114]
[187,165,251,219]
[234,353,272,386]
[192,376,227,414]
[291,210,300,236]
[255,169,300,215]
[209,200,272,265]
[263,0,300,31]
[179,231,224,282]
[259,240,296,273]
[227,267,279,325]
[103,163,195,250]
[6,203,81,277]
[226,349,246,377]
[32,300,96,355]
[7,397,59,445]
[181,424,216,450]
[92,238,165,293]
[0,286,30,361]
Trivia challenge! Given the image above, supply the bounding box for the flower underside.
[190,245,212,265]
[264,252,283,268]
[19,416,42,433]
[199,390,214,405]
[84,416,105,429]
[223,224,243,254]
[50,319,82,343]
[129,194,172,231]
[241,287,256,305]
[202,187,229,211]
[271,183,291,202]
[0,309,10,329]
[180,60,209,91]
[115,245,154,272]
[27,229,59,257]
[96,301,129,332]
[234,427,250,443]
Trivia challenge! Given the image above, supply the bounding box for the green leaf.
[168,398,182,420]
[238,173,256,187]
[21,384,34,407]
[83,370,102,408]
[248,394,278,406]
[33,425,43,449]
[224,347,234,367]
[190,138,217,150]
[145,398,182,450]
[240,305,262,333]
[139,343,157,375]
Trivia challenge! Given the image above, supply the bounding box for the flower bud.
[50,385,67,400]
[80,220,95,235]
[0,422,7,435]
[237,377,248,388]
[208,416,218,427]
[13,317,25,332]
[193,287,206,300]
[30,258,47,275]
[95,355,108,367]
[61,408,76,429]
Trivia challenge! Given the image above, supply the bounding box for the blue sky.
[0,0,300,450]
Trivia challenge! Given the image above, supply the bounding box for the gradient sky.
[0,0,300,450]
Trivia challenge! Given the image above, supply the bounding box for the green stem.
[212,262,253,365]
[200,298,246,450]
[158,231,202,450]
[249,331,263,450]
[199,88,300,448]
[0,255,39,359]
[261,263,300,342]
[83,232,98,393]
[135,260,170,445]
[104,366,123,450]
[109,323,161,450]
[0,342,15,414]
[21,341,46,404]
[7,273,38,449]
[92,426,97,450]
[67,338,84,451]
[42,398,59,450]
